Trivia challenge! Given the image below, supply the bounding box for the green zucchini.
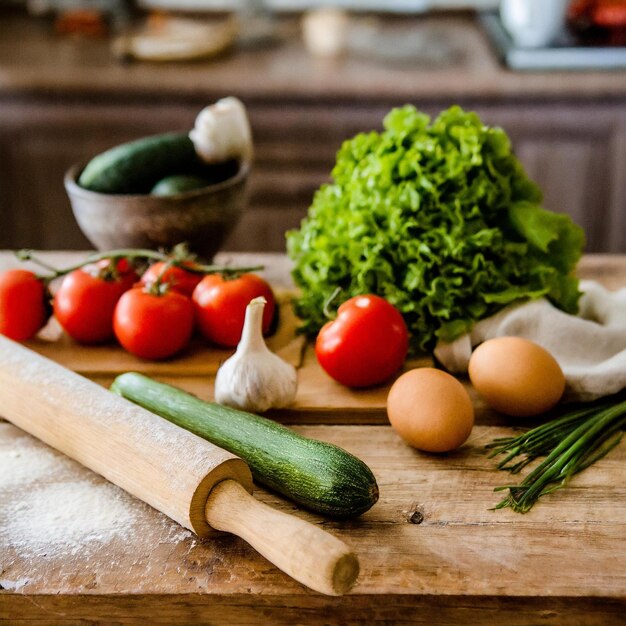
[78,132,200,194]
[110,372,379,518]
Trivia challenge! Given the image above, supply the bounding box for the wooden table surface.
[1,252,625,625]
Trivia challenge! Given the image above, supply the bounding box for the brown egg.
[468,336,565,417]
[386,368,474,453]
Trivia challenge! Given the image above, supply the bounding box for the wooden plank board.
[4,594,624,626]
[1,422,624,606]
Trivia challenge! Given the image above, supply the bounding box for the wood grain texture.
[1,422,625,622]
[205,480,359,596]
[0,339,362,596]
[1,252,625,622]
[3,595,626,626]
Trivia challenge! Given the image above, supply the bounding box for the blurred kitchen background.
[1,0,625,252]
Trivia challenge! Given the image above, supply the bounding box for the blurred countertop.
[1,11,626,102]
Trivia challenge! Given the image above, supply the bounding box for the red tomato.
[54,265,137,344]
[595,3,626,26]
[0,269,48,340]
[113,287,194,360]
[140,262,202,297]
[192,273,275,347]
[315,294,409,388]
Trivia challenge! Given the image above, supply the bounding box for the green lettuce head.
[287,105,585,353]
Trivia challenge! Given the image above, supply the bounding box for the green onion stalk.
[486,394,626,513]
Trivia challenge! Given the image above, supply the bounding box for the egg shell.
[386,368,474,453]
[468,336,565,417]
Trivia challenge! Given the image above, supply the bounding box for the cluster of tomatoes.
[0,250,411,388]
[0,256,275,360]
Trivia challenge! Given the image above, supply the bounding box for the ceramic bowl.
[64,160,250,261]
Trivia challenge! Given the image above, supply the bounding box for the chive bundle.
[486,395,626,513]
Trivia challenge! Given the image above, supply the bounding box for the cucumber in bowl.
[151,175,212,196]
[78,132,199,194]
[111,372,379,518]
[78,132,239,196]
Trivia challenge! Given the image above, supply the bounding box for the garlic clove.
[214,296,297,413]
[189,97,253,164]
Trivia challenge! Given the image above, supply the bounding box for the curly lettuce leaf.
[287,105,585,353]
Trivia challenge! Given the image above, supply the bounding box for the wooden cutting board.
[23,285,438,423]
[24,290,305,375]
[24,304,468,424]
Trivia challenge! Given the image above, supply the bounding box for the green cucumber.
[78,132,200,194]
[151,175,211,196]
[110,372,379,518]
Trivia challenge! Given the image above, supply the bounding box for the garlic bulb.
[214,296,297,413]
[189,97,253,164]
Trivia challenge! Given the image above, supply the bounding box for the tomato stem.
[146,259,175,296]
[14,249,63,277]
[15,248,264,284]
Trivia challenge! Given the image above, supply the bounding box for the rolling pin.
[0,336,358,595]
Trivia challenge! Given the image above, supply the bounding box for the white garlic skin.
[189,97,253,164]
[214,297,297,413]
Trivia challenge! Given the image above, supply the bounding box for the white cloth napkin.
[434,280,626,401]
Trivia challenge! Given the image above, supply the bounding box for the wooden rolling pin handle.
[205,480,359,596]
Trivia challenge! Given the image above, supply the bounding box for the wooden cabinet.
[481,104,626,253]
[1,11,625,254]
[1,97,624,253]
[249,101,626,253]
[470,103,626,253]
